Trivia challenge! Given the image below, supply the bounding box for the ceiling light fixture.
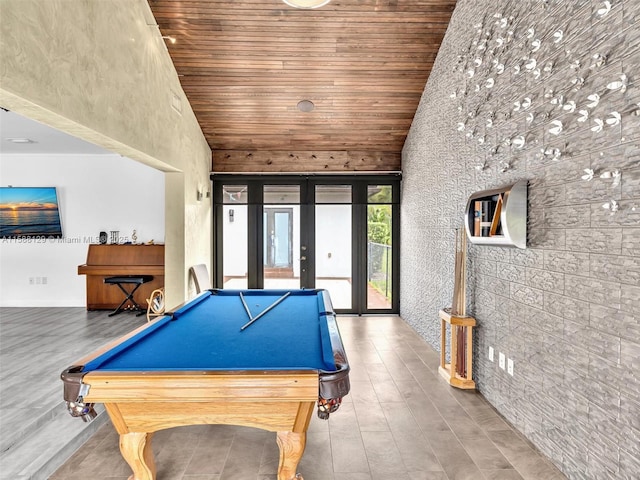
[297,100,315,112]
[5,137,36,144]
[282,0,331,8]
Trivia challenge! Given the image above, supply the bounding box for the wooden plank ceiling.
[148,0,456,172]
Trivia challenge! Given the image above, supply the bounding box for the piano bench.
[104,275,154,317]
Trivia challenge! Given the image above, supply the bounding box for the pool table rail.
[90,371,319,433]
[317,289,351,401]
[74,370,320,403]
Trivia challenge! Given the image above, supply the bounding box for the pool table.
[61,289,350,480]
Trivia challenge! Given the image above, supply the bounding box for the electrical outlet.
[488,346,494,362]
[507,358,514,376]
[42,276,47,285]
[29,277,34,285]
[35,277,42,285]
[499,352,505,370]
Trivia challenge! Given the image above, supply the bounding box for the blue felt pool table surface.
[83,289,337,373]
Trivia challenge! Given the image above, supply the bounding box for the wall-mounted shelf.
[464,180,527,249]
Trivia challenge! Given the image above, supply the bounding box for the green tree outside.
[367,186,392,302]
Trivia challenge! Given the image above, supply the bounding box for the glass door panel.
[367,185,392,309]
[315,185,352,310]
[264,209,293,267]
[263,185,300,289]
[273,212,291,266]
[222,185,248,289]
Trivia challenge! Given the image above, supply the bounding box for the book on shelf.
[480,199,494,236]
[473,200,482,236]
[489,194,503,236]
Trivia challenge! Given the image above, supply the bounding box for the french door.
[212,175,400,314]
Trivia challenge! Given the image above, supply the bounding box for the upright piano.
[78,244,164,310]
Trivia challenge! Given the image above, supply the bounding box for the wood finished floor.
[1,308,566,480]
[0,308,144,452]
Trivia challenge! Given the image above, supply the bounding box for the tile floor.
[50,315,566,480]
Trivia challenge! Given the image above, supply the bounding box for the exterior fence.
[367,241,391,300]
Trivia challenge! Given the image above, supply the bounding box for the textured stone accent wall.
[401,1,640,478]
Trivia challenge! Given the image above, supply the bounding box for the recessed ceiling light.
[282,0,331,8]
[5,138,36,144]
[297,100,315,112]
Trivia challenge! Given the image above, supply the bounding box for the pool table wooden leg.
[119,432,157,480]
[276,431,306,480]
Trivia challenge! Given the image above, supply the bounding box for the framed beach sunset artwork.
[0,187,63,238]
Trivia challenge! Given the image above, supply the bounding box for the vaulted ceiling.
[148,0,457,171]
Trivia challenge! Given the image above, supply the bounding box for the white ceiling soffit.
[0,109,111,155]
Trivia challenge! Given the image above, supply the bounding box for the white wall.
[0,154,164,307]
[315,205,351,278]
[221,204,351,279]
[1,0,212,307]
[222,205,248,277]
[221,205,302,277]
